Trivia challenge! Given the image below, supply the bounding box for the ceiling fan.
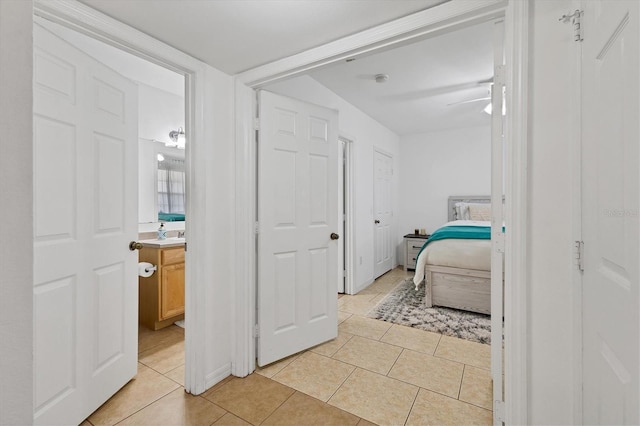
[445,77,493,107]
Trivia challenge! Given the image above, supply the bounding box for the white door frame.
[340,135,356,295]
[234,1,529,423]
[33,0,211,395]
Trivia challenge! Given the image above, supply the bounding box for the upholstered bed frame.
[424,196,493,315]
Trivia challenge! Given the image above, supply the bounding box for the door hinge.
[343,270,347,278]
[253,324,260,338]
[184,242,187,252]
[253,118,260,130]
[559,9,584,42]
[493,231,505,254]
[494,400,505,423]
[494,64,506,87]
[254,221,260,234]
[575,240,584,272]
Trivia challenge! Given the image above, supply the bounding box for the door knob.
[129,241,144,251]
[374,220,380,224]
[330,233,340,240]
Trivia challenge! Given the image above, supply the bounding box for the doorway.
[234,1,528,422]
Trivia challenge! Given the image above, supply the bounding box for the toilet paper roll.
[138,262,156,278]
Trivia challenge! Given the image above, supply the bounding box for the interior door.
[373,149,393,278]
[581,1,639,424]
[33,24,138,425]
[257,91,339,366]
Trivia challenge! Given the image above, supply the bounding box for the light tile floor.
[84,267,492,425]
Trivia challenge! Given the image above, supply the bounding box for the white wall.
[138,82,185,223]
[265,75,401,291]
[0,1,33,424]
[527,0,577,423]
[398,125,491,257]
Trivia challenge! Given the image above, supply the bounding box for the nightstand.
[404,233,430,270]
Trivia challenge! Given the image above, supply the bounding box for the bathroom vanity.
[138,238,185,330]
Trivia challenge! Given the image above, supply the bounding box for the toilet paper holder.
[144,265,157,273]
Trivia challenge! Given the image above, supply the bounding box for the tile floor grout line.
[385,347,404,378]
[403,386,421,426]
[325,365,358,404]
[108,385,179,426]
[458,364,466,400]
[256,389,299,426]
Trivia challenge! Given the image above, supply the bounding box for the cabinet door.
[160,263,185,319]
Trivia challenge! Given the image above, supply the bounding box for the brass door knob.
[129,241,144,251]
[330,233,340,240]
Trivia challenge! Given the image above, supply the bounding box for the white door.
[373,149,393,278]
[33,24,138,425]
[581,1,639,424]
[257,91,339,366]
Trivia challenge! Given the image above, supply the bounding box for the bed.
[412,196,494,315]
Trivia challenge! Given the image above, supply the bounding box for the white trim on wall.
[33,0,212,395]
[233,1,528,423]
[340,135,356,295]
[504,0,529,423]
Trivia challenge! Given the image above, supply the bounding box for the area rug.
[367,279,491,344]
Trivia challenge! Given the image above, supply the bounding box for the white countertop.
[139,237,186,248]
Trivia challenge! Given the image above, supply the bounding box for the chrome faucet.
[177,231,185,238]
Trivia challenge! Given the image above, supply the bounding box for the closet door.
[581,1,639,424]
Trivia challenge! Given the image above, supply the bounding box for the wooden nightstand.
[404,233,430,270]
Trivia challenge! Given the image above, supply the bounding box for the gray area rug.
[367,279,491,344]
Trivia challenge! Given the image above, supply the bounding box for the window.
[157,156,185,215]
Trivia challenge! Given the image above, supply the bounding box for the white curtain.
[157,157,185,214]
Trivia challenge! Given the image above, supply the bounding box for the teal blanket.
[415,225,491,263]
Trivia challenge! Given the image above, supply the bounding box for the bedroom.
[263,21,495,309]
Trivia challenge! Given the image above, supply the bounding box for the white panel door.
[33,24,138,425]
[373,149,393,278]
[581,1,639,424]
[257,91,339,366]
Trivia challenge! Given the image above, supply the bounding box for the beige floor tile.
[406,388,493,426]
[212,412,252,425]
[254,353,301,378]
[338,293,378,315]
[333,336,402,375]
[388,349,464,398]
[435,335,491,370]
[380,324,442,354]
[328,368,418,426]
[137,325,184,353]
[138,337,185,374]
[165,364,185,386]
[202,373,294,425]
[338,311,352,324]
[459,366,493,410]
[272,352,355,402]
[88,363,180,426]
[262,391,360,426]
[117,388,226,425]
[356,419,377,426]
[310,331,354,357]
[338,316,392,340]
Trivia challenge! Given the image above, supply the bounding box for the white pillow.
[468,203,492,221]
[454,202,471,220]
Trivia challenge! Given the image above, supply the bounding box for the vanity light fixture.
[166,127,186,149]
[157,153,165,162]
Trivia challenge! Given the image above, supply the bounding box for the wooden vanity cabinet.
[138,244,185,330]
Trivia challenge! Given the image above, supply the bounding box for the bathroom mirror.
[138,140,185,224]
